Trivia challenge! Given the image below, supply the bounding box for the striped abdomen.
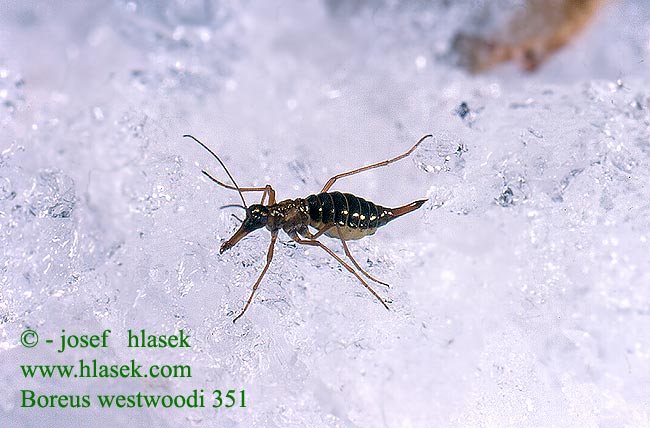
[305,191,426,240]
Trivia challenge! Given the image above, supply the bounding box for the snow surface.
[1,1,649,427]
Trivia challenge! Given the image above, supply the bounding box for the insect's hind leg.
[233,231,278,323]
[291,233,389,310]
[320,134,432,193]
[334,225,391,288]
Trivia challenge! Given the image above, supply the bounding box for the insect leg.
[291,234,389,310]
[301,224,388,287]
[334,225,391,288]
[233,231,278,323]
[260,185,276,205]
[320,134,432,193]
[301,224,334,240]
[202,170,276,204]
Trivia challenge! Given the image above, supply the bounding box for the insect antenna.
[183,134,248,208]
[220,204,246,210]
[221,204,246,224]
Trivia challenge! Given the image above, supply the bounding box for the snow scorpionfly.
[185,134,432,322]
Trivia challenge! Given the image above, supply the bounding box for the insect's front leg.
[233,231,279,323]
[260,185,276,205]
[202,170,276,205]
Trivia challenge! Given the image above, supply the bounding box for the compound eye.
[246,207,258,218]
[248,205,267,218]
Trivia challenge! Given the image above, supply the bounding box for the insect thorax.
[266,198,311,234]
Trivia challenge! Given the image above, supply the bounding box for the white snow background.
[1,1,649,427]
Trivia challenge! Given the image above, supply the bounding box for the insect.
[184,134,432,322]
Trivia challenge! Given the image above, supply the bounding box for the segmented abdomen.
[305,192,391,240]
